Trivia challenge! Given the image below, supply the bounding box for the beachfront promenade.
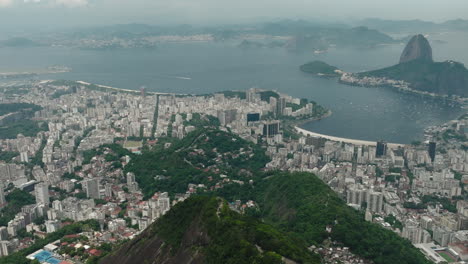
[295,126,405,148]
[76,81,175,95]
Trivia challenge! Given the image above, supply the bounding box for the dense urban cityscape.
[0,79,466,263]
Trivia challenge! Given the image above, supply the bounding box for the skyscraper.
[376,141,387,157]
[269,97,277,115]
[428,141,436,162]
[367,190,383,213]
[34,183,49,206]
[247,113,260,123]
[276,97,286,117]
[263,121,280,137]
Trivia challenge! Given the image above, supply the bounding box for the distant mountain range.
[357,18,468,33]
[4,19,467,51]
[25,20,399,51]
[285,26,397,51]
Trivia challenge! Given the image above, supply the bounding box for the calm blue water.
[0,32,466,143]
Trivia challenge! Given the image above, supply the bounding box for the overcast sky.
[1,0,468,29]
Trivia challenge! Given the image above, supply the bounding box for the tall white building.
[20,151,29,163]
[367,190,383,213]
[126,172,136,185]
[0,241,13,257]
[84,179,100,199]
[346,186,367,208]
[34,183,49,206]
[0,183,6,208]
[105,183,113,198]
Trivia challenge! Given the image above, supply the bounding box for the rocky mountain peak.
[399,34,433,64]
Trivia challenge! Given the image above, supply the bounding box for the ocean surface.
[0,32,466,143]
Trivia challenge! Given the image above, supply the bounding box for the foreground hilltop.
[100,196,319,264]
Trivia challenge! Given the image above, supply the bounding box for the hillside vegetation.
[300,61,340,77]
[125,128,270,197]
[100,196,320,264]
[123,128,432,264]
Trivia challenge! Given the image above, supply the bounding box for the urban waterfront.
[0,33,466,143]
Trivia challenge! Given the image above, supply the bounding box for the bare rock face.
[399,34,433,64]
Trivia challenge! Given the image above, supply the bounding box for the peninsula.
[302,34,468,102]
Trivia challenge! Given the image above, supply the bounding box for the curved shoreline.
[50,79,415,148]
[294,126,405,148]
[75,81,175,95]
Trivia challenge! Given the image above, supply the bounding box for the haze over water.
[0,32,466,144]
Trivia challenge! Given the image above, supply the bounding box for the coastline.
[337,73,468,107]
[287,109,333,128]
[45,79,428,148]
[303,69,467,108]
[294,126,405,148]
[291,109,405,148]
[75,81,174,95]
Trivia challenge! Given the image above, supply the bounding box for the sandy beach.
[295,126,405,148]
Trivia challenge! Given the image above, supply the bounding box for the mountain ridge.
[100,196,320,264]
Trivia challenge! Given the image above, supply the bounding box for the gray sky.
[1,0,468,28]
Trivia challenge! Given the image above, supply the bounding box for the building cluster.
[155,87,314,143]
[340,72,468,105]
[310,242,374,264]
[0,80,467,263]
[262,115,467,263]
[340,72,410,90]
[0,81,162,259]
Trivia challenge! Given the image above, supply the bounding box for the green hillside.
[124,128,271,197]
[253,173,431,264]
[100,196,320,264]
[124,128,432,264]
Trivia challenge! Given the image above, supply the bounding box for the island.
[300,60,341,77]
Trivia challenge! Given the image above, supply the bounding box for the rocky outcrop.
[352,33,468,98]
[399,34,433,64]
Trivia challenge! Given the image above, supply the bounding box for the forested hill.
[123,128,431,264]
[100,196,320,264]
[217,172,432,264]
[124,128,271,197]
